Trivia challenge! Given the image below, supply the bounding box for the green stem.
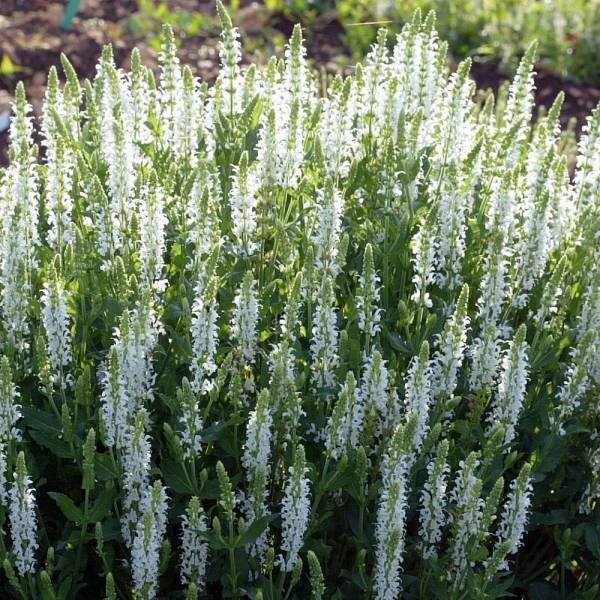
[228,518,239,599]
[73,488,90,583]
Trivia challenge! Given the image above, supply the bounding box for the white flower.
[231,272,260,365]
[9,453,38,577]
[449,452,484,580]
[356,244,382,340]
[178,378,204,461]
[487,325,529,448]
[431,59,475,164]
[100,305,158,449]
[431,284,470,403]
[502,43,536,167]
[131,481,168,600]
[326,372,361,458]
[190,276,219,395]
[360,350,389,422]
[410,218,437,309]
[158,25,184,154]
[373,479,408,600]
[320,77,357,177]
[130,48,154,147]
[553,330,597,434]
[242,390,273,560]
[469,324,502,393]
[138,181,168,291]
[577,261,600,384]
[185,167,220,266]
[0,444,7,506]
[268,340,296,411]
[97,57,137,257]
[0,84,39,353]
[120,411,151,548]
[0,357,22,443]
[403,342,432,451]
[310,276,340,394]
[434,173,468,292]
[256,108,278,187]
[418,440,450,559]
[278,445,311,572]
[41,275,72,389]
[229,153,259,256]
[217,0,242,115]
[312,181,344,282]
[390,15,443,128]
[180,496,209,587]
[488,463,532,571]
[356,29,389,145]
[43,139,74,253]
[373,420,416,600]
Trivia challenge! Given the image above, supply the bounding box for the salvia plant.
[0,3,599,599]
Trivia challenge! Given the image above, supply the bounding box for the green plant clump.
[0,3,599,599]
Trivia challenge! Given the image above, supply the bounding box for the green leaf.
[535,435,566,473]
[237,515,276,548]
[88,486,117,522]
[22,406,62,436]
[528,582,560,600]
[48,492,83,523]
[161,459,194,494]
[29,430,73,459]
[95,453,119,481]
[57,577,73,600]
[531,510,569,526]
[201,529,228,551]
[581,522,600,559]
[386,331,411,354]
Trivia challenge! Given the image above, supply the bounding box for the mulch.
[1,0,599,166]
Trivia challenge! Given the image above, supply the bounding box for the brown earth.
[1,0,599,165]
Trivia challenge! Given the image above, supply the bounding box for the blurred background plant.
[267,0,600,83]
[128,0,214,51]
[0,0,599,166]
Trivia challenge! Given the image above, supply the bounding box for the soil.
[1,0,599,166]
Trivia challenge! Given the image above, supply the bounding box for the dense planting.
[0,3,599,598]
